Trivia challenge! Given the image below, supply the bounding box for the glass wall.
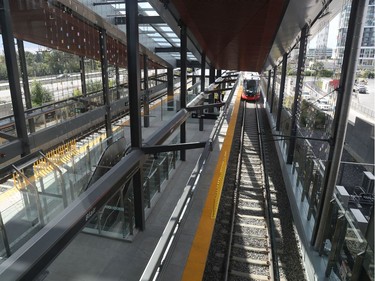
[262,1,374,279]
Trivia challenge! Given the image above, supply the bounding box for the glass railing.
[0,133,180,259]
[83,150,178,240]
[262,74,374,281]
[0,130,109,260]
[326,193,373,281]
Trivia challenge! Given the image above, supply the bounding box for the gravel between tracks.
[203,103,307,281]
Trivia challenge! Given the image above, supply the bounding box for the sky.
[0,38,42,53]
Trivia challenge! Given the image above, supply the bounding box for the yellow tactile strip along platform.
[182,86,242,281]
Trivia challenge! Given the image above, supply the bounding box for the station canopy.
[6,0,345,71]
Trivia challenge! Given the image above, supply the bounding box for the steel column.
[126,0,142,149]
[199,54,206,132]
[167,67,174,111]
[209,65,215,84]
[276,54,287,131]
[143,55,150,128]
[208,65,215,113]
[80,57,87,96]
[270,66,277,113]
[0,0,30,157]
[79,56,88,113]
[126,0,144,230]
[154,68,158,86]
[180,23,187,161]
[99,28,113,145]
[133,168,145,231]
[192,68,196,84]
[286,25,308,164]
[266,69,271,102]
[17,39,35,134]
[200,53,206,92]
[115,65,120,100]
[312,0,368,248]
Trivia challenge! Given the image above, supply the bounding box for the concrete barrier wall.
[0,103,13,118]
[346,117,374,165]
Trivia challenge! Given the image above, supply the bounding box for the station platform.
[44,89,240,280]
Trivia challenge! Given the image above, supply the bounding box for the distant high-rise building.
[316,25,330,59]
[334,0,375,70]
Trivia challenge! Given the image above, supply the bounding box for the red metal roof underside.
[5,1,163,69]
[170,0,288,72]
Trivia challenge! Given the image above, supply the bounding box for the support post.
[276,54,287,131]
[192,67,196,84]
[312,0,368,248]
[126,0,144,230]
[200,53,206,93]
[180,23,187,161]
[209,65,215,84]
[270,66,277,113]
[80,56,87,96]
[99,28,113,145]
[208,65,215,112]
[143,55,150,128]
[126,0,142,149]
[167,67,174,111]
[266,69,271,103]
[115,65,120,100]
[17,39,35,133]
[133,169,144,232]
[199,109,204,131]
[154,68,158,86]
[0,0,30,156]
[286,25,308,164]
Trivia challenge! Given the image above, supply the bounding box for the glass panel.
[328,196,371,280]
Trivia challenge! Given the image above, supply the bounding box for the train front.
[241,73,260,102]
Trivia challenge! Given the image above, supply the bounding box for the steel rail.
[256,102,280,281]
[223,100,246,281]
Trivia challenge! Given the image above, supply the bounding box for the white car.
[317,98,331,111]
[301,91,311,100]
[353,84,367,93]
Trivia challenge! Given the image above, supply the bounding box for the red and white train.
[241,73,261,102]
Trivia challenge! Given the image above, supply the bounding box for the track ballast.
[203,100,307,281]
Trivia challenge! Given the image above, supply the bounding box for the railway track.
[204,101,280,281]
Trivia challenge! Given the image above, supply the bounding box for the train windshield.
[244,79,258,93]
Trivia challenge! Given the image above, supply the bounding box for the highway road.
[354,78,374,110]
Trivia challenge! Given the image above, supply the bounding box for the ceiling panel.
[168,0,289,72]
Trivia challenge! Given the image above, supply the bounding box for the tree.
[311,61,324,77]
[31,81,53,106]
[86,80,102,93]
[0,55,7,80]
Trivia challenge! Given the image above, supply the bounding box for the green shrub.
[31,81,53,106]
